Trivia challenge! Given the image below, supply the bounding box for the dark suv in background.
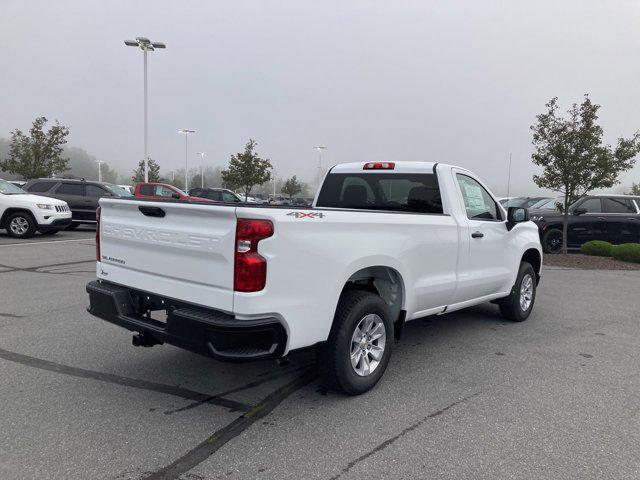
[23,179,132,228]
[530,194,640,253]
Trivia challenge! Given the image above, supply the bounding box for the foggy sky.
[2,0,640,195]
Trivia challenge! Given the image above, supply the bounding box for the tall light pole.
[178,129,195,191]
[196,152,206,188]
[96,160,104,183]
[124,37,166,183]
[314,146,327,186]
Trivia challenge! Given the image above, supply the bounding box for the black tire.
[6,212,37,239]
[65,222,79,230]
[499,261,537,322]
[40,229,59,236]
[317,290,393,395]
[542,229,563,254]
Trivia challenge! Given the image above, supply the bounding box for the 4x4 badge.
[287,211,324,219]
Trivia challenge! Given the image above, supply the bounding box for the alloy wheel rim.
[9,217,28,235]
[350,314,386,377]
[520,274,533,311]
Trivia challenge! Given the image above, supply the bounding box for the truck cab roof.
[330,161,445,174]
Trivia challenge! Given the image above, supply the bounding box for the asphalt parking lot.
[1,229,640,480]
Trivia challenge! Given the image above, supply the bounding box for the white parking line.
[0,238,94,247]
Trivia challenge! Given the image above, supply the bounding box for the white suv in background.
[0,179,72,238]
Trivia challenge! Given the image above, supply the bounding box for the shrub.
[611,243,640,264]
[580,240,613,257]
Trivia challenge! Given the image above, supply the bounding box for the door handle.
[471,231,484,238]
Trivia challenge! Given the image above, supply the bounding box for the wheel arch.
[521,248,542,284]
[0,208,37,229]
[339,265,406,326]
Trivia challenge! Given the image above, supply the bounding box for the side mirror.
[171,193,180,199]
[573,207,587,216]
[506,206,529,231]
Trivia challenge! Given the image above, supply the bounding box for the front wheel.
[499,261,537,322]
[6,212,36,239]
[317,290,393,395]
[542,229,563,254]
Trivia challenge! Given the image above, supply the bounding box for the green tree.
[627,182,640,195]
[281,175,303,198]
[0,116,70,179]
[131,158,161,183]
[531,95,640,254]
[221,139,272,198]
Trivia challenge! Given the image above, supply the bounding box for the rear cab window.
[316,172,443,214]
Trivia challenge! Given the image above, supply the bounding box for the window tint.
[222,191,240,202]
[86,185,107,197]
[27,182,54,192]
[577,198,602,213]
[456,174,499,221]
[56,183,83,195]
[603,197,635,213]
[316,173,443,214]
[139,185,155,196]
[157,186,175,197]
[204,190,222,201]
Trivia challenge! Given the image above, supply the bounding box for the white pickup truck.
[87,161,542,394]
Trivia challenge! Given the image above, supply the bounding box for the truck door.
[452,172,513,302]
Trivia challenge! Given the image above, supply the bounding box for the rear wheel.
[542,229,563,253]
[317,290,393,395]
[499,261,537,322]
[6,212,36,239]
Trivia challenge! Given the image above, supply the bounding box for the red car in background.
[133,183,210,201]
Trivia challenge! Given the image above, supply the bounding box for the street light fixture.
[196,152,206,188]
[178,129,195,191]
[124,36,166,183]
[314,146,327,186]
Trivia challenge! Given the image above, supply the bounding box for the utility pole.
[96,160,104,183]
[178,129,195,191]
[314,146,327,187]
[196,152,206,188]
[124,37,166,183]
[506,152,513,199]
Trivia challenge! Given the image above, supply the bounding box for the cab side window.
[456,174,500,221]
[577,198,602,213]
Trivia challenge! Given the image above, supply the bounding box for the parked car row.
[528,194,640,253]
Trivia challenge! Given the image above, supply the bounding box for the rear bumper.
[86,280,287,362]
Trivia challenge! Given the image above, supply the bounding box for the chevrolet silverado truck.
[86,161,542,394]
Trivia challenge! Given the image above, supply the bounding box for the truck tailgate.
[97,198,237,312]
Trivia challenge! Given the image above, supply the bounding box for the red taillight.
[95,206,101,262]
[363,162,395,170]
[234,219,274,292]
